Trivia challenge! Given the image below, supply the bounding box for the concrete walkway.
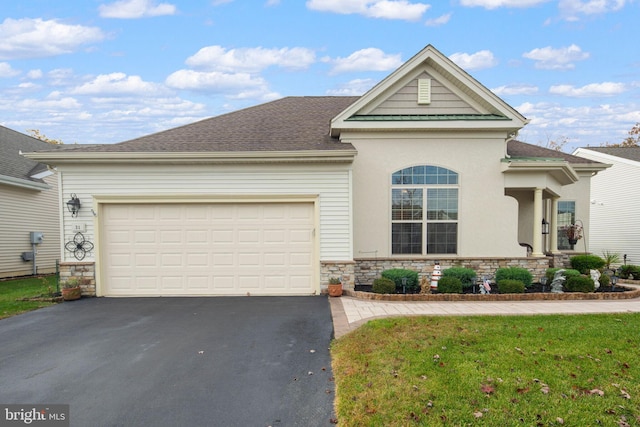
[329,295,640,338]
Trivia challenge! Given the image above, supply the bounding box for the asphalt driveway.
[0,297,336,426]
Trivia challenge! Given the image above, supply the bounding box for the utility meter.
[29,232,44,245]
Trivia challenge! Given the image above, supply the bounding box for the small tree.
[601,122,640,148]
[27,129,64,145]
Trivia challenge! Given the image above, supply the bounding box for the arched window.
[391,166,458,255]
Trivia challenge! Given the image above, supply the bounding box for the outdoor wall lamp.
[66,194,81,217]
[541,218,550,235]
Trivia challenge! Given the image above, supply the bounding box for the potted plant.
[61,277,83,301]
[327,277,343,297]
[562,224,583,245]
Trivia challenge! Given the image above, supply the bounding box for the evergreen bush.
[570,255,605,274]
[442,267,476,289]
[565,276,595,293]
[620,265,640,280]
[381,269,419,292]
[497,279,525,294]
[545,268,581,282]
[372,278,396,294]
[495,267,533,287]
[436,276,463,294]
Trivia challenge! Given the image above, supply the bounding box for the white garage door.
[100,202,316,296]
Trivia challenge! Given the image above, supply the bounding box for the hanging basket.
[568,238,578,245]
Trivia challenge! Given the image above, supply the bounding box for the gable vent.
[417,78,431,105]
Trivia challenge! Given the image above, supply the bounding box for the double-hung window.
[391,166,458,255]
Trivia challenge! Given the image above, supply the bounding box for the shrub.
[601,250,620,270]
[620,265,640,280]
[381,269,419,292]
[372,278,396,294]
[495,267,533,287]
[598,273,610,287]
[497,279,525,294]
[570,255,605,274]
[436,276,462,294]
[565,276,595,293]
[545,268,581,282]
[442,267,476,289]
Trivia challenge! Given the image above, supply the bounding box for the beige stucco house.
[1,126,61,278]
[24,45,606,296]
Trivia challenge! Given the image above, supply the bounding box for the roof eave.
[501,160,580,185]
[23,149,358,165]
[0,174,50,191]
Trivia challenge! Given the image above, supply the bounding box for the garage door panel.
[101,202,315,296]
[264,253,286,266]
[238,229,260,244]
[134,230,157,244]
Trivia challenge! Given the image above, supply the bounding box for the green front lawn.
[332,314,640,426]
[0,275,59,319]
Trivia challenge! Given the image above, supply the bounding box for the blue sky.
[0,0,638,152]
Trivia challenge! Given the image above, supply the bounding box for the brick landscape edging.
[343,286,640,302]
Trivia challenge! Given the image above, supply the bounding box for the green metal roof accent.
[501,157,566,163]
[346,114,510,121]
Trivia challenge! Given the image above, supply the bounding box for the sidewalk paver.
[330,296,640,338]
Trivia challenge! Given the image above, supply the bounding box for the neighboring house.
[0,126,61,278]
[24,45,607,297]
[573,146,639,266]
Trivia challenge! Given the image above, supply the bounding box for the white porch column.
[550,197,559,253]
[532,188,544,257]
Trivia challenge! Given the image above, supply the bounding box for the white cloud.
[71,73,170,96]
[522,44,589,70]
[165,69,280,101]
[449,50,497,70]
[326,78,377,96]
[460,0,550,8]
[166,69,270,93]
[9,96,83,111]
[425,13,451,26]
[26,69,43,79]
[306,0,430,21]
[185,46,316,73]
[0,62,20,78]
[0,18,105,60]
[99,0,177,18]
[329,48,402,74]
[492,84,539,96]
[549,82,627,97]
[559,0,626,20]
[515,101,640,149]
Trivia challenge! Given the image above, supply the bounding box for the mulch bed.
[349,280,640,301]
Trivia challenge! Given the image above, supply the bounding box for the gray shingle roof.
[507,140,601,164]
[57,96,360,153]
[0,125,61,183]
[579,146,640,162]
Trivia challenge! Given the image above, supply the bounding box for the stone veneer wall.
[320,261,355,291]
[354,257,551,286]
[59,262,96,296]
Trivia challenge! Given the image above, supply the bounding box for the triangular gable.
[330,45,528,137]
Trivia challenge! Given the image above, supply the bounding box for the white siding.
[0,174,61,278]
[58,163,352,263]
[573,149,640,265]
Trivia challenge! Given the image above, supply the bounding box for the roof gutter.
[0,174,50,191]
[23,149,358,165]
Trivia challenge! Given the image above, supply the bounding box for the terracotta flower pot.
[328,283,343,297]
[62,286,82,301]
